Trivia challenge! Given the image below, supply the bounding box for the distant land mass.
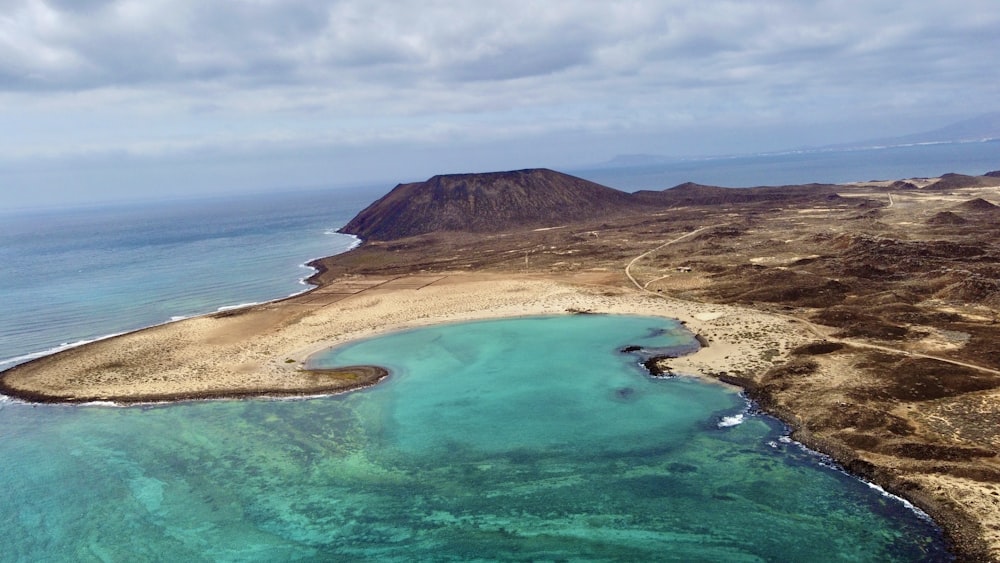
[858,112,1000,147]
[592,112,1000,170]
[598,154,679,168]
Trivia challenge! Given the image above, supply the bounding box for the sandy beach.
[0,272,810,403]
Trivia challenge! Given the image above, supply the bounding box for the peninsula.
[4,167,1000,560]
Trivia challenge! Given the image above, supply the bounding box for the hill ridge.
[340,168,638,241]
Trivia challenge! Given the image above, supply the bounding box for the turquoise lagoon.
[0,315,950,561]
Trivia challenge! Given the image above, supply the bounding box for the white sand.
[2,273,812,401]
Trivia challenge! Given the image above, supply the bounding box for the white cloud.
[1,0,999,202]
[0,0,982,93]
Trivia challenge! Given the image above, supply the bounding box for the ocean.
[2,141,994,559]
[0,187,377,370]
[572,139,1000,190]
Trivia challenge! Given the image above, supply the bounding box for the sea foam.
[217,302,260,312]
[0,333,127,369]
[767,429,934,522]
[717,413,745,428]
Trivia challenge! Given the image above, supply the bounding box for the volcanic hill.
[957,197,999,212]
[632,181,840,206]
[340,169,848,241]
[926,173,999,190]
[340,168,638,241]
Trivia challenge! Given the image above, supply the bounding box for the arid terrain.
[5,168,1000,560]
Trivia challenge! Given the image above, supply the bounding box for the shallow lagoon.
[0,315,950,560]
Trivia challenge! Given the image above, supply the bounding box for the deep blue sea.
[0,187,378,369]
[2,142,993,560]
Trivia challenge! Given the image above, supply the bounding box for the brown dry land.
[5,175,1000,560]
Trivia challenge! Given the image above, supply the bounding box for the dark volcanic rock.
[791,342,845,355]
[341,169,873,241]
[880,358,1000,401]
[926,173,995,190]
[833,234,990,280]
[985,170,1000,178]
[889,180,919,190]
[881,443,996,461]
[633,182,840,207]
[927,211,968,225]
[641,356,674,377]
[936,275,1000,307]
[340,169,639,241]
[956,197,999,212]
[716,267,850,307]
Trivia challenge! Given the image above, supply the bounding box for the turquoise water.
[0,315,950,560]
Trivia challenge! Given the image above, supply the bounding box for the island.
[4,167,1000,560]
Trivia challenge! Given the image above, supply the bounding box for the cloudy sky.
[2,0,999,208]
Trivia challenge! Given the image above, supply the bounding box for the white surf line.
[625,226,713,292]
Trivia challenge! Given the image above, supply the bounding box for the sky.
[2,0,1000,208]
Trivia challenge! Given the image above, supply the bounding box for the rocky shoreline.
[720,371,985,560]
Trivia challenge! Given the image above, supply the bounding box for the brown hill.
[936,275,1000,309]
[926,173,997,190]
[956,198,999,212]
[927,211,968,225]
[631,182,717,205]
[633,182,841,206]
[340,169,638,241]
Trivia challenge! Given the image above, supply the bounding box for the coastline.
[0,231,361,374]
[1,273,804,404]
[726,370,986,560]
[0,271,984,559]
